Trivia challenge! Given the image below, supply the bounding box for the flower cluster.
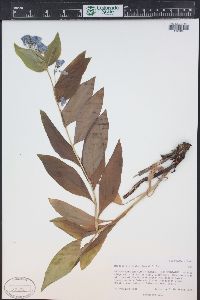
[55,59,65,68]
[54,59,65,75]
[21,35,48,53]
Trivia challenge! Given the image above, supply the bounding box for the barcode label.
[169,23,189,32]
[83,5,123,17]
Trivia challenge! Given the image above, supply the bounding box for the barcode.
[169,23,189,32]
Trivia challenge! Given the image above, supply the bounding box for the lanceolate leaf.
[82,110,109,178]
[62,77,95,126]
[90,156,105,188]
[41,240,81,291]
[37,155,91,200]
[14,44,46,72]
[40,111,79,164]
[74,88,104,144]
[99,140,123,215]
[80,225,113,270]
[50,217,95,239]
[54,51,91,101]
[44,33,61,66]
[49,198,99,229]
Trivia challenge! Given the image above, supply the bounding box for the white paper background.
[2,19,198,299]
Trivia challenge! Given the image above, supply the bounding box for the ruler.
[124,1,195,18]
[7,1,197,19]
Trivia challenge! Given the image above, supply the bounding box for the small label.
[83,5,123,17]
[4,277,36,299]
[169,23,189,32]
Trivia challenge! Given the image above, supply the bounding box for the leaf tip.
[41,285,44,292]
[14,43,20,54]
[41,281,47,292]
[88,76,96,84]
[79,50,87,58]
[102,109,108,118]
[80,262,86,270]
[37,154,44,161]
[55,32,61,44]
[48,198,54,205]
[100,87,104,94]
[40,110,46,118]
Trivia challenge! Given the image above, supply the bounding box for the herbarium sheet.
[2,20,198,299]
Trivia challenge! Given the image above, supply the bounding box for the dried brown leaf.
[54,51,91,101]
[99,140,123,214]
[37,155,91,200]
[50,217,95,239]
[61,77,95,126]
[40,111,79,164]
[74,88,104,144]
[41,240,81,291]
[80,225,113,270]
[49,198,100,229]
[82,110,109,178]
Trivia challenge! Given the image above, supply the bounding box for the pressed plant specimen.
[14,33,191,291]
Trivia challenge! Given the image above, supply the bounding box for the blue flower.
[21,35,32,46]
[54,59,65,75]
[55,59,65,68]
[31,36,42,44]
[36,42,48,53]
[21,35,48,53]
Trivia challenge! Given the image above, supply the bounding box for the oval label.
[4,277,36,299]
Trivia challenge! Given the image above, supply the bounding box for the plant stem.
[47,68,54,90]
[115,176,165,223]
[97,176,166,238]
[46,69,99,231]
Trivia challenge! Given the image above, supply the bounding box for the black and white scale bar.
[11,2,83,19]
[124,1,195,18]
[10,1,196,19]
[124,7,194,17]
